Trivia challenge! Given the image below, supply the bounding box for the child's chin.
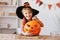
[26,18,30,20]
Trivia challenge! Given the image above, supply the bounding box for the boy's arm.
[21,18,26,31]
[33,16,44,27]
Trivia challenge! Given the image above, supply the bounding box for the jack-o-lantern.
[23,20,41,35]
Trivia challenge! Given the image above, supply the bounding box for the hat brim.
[16,6,39,19]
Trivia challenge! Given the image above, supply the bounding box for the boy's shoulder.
[32,16,37,19]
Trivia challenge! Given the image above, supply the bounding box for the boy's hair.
[22,7,32,13]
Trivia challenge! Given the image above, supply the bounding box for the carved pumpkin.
[23,20,41,35]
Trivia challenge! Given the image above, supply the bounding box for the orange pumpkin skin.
[23,20,41,35]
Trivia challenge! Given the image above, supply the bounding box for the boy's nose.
[27,14,30,17]
[27,13,29,15]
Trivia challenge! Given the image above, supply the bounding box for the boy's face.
[22,8,32,20]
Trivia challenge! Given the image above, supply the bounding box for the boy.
[16,2,44,35]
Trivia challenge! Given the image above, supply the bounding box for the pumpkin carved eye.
[26,29,28,31]
[34,25,37,27]
[27,24,30,27]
